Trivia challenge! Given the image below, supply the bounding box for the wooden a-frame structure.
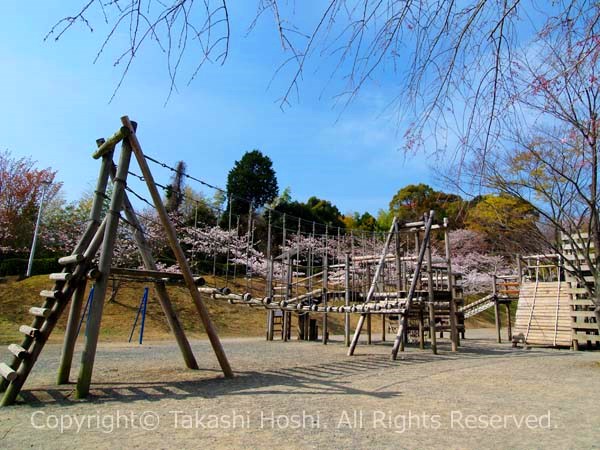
[0,116,233,406]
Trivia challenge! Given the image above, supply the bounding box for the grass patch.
[0,274,362,345]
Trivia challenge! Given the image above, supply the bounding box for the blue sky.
[0,1,437,216]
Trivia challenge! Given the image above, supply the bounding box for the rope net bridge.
[0,117,464,406]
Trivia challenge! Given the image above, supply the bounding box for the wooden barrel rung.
[0,363,17,382]
[8,344,28,359]
[29,307,51,318]
[58,254,83,265]
[49,273,71,281]
[19,325,40,338]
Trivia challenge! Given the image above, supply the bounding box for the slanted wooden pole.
[443,218,458,351]
[122,116,233,378]
[348,217,398,356]
[391,212,435,360]
[117,182,198,370]
[57,139,112,385]
[393,221,405,350]
[76,135,133,398]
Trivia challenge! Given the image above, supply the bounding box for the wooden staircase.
[460,293,496,318]
[0,255,91,405]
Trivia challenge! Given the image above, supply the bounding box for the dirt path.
[1,329,599,449]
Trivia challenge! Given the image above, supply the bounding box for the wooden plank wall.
[513,281,572,346]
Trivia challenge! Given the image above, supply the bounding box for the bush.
[0,258,61,276]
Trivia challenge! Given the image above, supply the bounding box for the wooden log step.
[0,363,17,382]
[19,325,40,338]
[8,344,28,359]
[49,272,71,281]
[58,254,84,265]
[29,307,51,318]
[40,290,61,300]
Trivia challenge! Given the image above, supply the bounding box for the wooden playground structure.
[511,235,600,349]
[457,243,599,350]
[9,116,598,406]
[0,117,471,406]
[0,117,233,406]
[203,215,465,358]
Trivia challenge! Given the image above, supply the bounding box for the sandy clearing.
[1,329,599,449]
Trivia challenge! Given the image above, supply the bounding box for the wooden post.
[322,230,328,345]
[304,312,310,341]
[367,314,372,344]
[266,256,274,340]
[344,253,351,346]
[75,135,133,399]
[283,253,291,342]
[426,220,437,355]
[348,217,398,356]
[382,315,386,342]
[57,140,112,385]
[493,274,502,343]
[123,116,233,379]
[505,302,512,342]
[443,218,458,351]
[418,305,425,350]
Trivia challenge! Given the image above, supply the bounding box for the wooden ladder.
[272,314,284,338]
[0,255,90,406]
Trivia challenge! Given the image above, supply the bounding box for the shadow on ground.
[10,337,578,408]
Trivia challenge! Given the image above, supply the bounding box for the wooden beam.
[122,116,233,378]
[92,127,129,159]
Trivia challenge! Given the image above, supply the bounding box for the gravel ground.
[1,329,599,449]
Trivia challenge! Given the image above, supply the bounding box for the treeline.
[0,149,540,276]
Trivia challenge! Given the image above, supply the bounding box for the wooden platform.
[512,281,572,347]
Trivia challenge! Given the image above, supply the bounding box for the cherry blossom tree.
[0,150,60,255]
[464,26,600,325]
